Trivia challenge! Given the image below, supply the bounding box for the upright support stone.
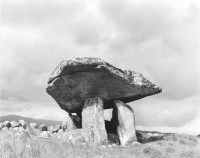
[111,100,137,146]
[82,97,108,145]
[64,113,81,131]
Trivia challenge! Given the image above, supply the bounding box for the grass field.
[0,131,200,158]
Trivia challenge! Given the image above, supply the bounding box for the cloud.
[1,0,200,133]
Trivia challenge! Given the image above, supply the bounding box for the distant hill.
[0,115,62,127]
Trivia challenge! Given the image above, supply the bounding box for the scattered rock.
[58,129,64,134]
[48,126,54,132]
[39,124,47,131]
[53,125,61,133]
[82,97,108,145]
[10,121,20,127]
[46,57,162,113]
[30,123,38,129]
[19,120,26,128]
[3,121,11,128]
[111,100,137,146]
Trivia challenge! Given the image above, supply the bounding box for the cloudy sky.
[1,0,200,135]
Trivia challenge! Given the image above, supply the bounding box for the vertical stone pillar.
[111,100,137,146]
[64,113,81,131]
[82,97,108,145]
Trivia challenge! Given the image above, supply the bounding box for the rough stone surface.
[10,121,20,127]
[3,121,11,128]
[19,120,26,128]
[107,133,120,145]
[82,97,108,145]
[48,126,54,131]
[68,113,82,128]
[64,114,79,131]
[46,57,162,113]
[39,124,47,131]
[30,123,38,129]
[61,129,85,144]
[111,100,137,146]
[53,125,61,133]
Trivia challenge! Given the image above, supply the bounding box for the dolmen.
[46,57,162,146]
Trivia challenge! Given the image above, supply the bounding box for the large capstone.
[46,57,162,113]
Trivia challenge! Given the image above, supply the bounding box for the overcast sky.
[1,0,200,135]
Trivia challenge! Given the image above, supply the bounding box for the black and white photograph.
[0,0,200,157]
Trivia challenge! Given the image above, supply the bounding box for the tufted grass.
[0,131,200,158]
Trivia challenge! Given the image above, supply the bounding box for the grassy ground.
[0,131,200,158]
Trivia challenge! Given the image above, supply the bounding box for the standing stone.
[39,124,47,131]
[30,123,38,129]
[19,120,26,128]
[82,97,108,145]
[111,100,137,146]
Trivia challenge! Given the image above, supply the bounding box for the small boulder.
[3,121,11,128]
[30,123,38,129]
[10,121,20,127]
[19,120,26,128]
[53,125,61,133]
[48,126,54,131]
[39,124,47,131]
